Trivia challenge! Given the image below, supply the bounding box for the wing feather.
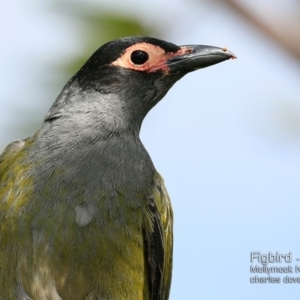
[145,173,173,300]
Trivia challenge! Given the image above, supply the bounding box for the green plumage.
[0,137,173,299]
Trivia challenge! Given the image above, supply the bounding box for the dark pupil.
[130,50,149,65]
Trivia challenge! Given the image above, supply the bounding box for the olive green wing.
[0,139,29,297]
[145,172,173,300]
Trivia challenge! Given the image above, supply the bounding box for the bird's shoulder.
[0,139,29,181]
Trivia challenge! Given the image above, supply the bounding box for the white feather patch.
[75,203,94,227]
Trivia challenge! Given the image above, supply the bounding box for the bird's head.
[46,36,235,134]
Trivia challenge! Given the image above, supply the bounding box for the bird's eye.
[130,50,149,65]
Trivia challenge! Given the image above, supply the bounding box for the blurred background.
[1,0,300,299]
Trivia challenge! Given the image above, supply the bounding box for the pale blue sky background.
[1,0,300,299]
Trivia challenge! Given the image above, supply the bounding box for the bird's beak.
[166,45,236,74]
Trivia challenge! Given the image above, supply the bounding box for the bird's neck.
[28,120,155,194]
[44,80,145,137]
